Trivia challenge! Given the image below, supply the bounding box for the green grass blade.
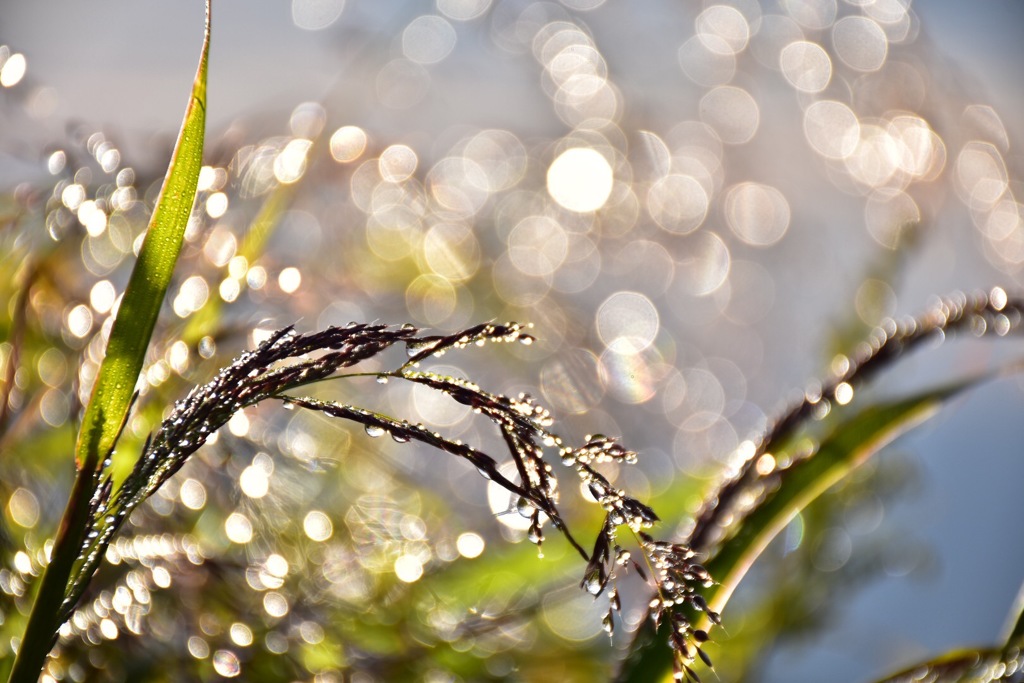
[701,391,951,614]
[865,646,1010,683]
[616,383,971,683]
[1002,579,1024,645]
[75,7,209,474]
[5,6,210,682]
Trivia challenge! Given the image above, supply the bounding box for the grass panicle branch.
[688,287,1024,556]
[619,288,1024,682]
[56,321,716,680]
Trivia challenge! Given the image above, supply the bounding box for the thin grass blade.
[1003,578,1024,646]
[75,6,209,474]
[5,6,210,682]
[864,645,1019,683]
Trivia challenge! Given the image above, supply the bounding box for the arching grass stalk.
[22,317,715,681]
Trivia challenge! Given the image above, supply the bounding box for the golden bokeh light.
[329,125,368,163]
[455,532,485,558]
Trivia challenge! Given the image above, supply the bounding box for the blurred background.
[2,1,1024,681]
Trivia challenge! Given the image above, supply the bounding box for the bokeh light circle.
[803,100,860,160]
[403,15,457,65]
[832,16,888,72]
[674,231,731,296]
[647,174,708,235]
[546,147,614,213]
[291,0,345,31]
[779,41,832,93]
[725,182,792,246]
[696,5,750,56]
[596,291,660,353]
[700,86,760,144]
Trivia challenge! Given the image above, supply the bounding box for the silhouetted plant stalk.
[53,321,717,682]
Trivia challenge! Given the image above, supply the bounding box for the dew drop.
[391,432,409,444]
[282,402,295,411]
[584,574,603,595]
[376,374,389,384]
[364,424,386,438]
[516,497,535,518]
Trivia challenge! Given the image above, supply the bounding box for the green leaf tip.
[74,0,210,474]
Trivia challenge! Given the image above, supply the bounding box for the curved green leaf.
[616,383,972,683]
[5,5,210,682]
[1003,578,1024,646]
[865,645,1014,683]
[76,7,208,473]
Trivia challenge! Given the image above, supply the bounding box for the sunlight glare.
[547,148,613,213]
